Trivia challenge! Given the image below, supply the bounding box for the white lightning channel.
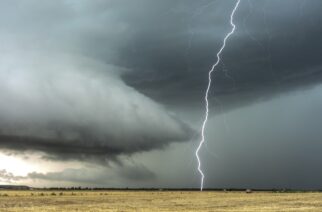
[195,0,241,191]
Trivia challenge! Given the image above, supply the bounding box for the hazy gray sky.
[1,0,322,189]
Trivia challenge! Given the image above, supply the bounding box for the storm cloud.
[0,50,192,161]
[119,0,322,109]
[1,0,322,188]
[0,0,197,160]
[1,0,321,108]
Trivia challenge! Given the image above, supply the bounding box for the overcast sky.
[1,0,322,189]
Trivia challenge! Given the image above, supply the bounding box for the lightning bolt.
[195,0,241,191]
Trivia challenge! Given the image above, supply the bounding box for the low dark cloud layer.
[0,52,192,161]
[1,162,155,186]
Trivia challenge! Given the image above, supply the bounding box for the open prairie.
[1,190,322,211]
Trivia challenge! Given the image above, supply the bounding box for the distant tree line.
[1,185,322,193]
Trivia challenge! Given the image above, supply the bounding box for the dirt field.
[1,190,322,211]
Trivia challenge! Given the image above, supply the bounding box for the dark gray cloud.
[27,169,102,184]
[119,0,322,108]
[116,164,156,181]
[1,0,322,188]
[200,87,322,189]
[0,52,192,161]
[0,0,197,161]
[3,0,321,111]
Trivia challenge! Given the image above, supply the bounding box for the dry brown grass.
[1,190,322,211]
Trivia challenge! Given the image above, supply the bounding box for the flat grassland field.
[1,191,322,211]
